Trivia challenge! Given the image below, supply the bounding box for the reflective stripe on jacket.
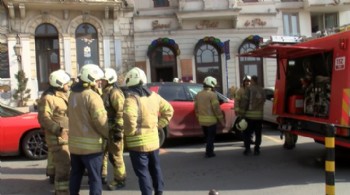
[123,92,174,152]
[194,88,224,126]
[68,88,108,155]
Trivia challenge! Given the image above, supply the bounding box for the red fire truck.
[240,30,350,149]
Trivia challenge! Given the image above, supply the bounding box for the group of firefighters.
[37,62,265,195]
[37,65,174,195]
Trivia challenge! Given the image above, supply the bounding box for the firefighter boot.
[107,179,125,190]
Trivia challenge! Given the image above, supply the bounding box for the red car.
[146,82,236,146]
[0,103,47,160]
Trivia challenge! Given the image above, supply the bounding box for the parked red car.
[0,103,47,160]
[146,82,236,146]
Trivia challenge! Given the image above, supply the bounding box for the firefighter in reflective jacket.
[194,76,225,158]
[234,75,251,116]
[101,68,127,190]
[68,64,109,195]
[241,75,265,156]
[37,70,71,195]
[123,67,174,195]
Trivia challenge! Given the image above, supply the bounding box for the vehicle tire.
[158,127,166,147]
[21,129,48,160]
[283,132,298,150]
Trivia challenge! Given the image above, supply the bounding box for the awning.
[238,44,332,59]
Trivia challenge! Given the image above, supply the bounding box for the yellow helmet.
[103,68,118,84]
[79,64,104,85]
[203,76,217,88]
[49,70,71,88]
[124,67,147,87]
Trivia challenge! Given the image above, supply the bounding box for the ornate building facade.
[1,0,350,106]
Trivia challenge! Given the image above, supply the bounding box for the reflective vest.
[123,92,174,152]
[194,88,224,126]
[245,84,265,120]
[68,88,109,155]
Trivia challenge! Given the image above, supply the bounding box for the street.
[1,127,350,195]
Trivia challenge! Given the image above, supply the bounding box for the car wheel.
[158,128,166,147]
[21,129,48,160]
[283,132,298,150]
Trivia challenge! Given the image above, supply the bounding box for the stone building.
[0,0,350,106]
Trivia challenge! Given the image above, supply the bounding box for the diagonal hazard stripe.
[341,89,350,126]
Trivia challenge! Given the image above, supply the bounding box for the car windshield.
[0,104,23,117]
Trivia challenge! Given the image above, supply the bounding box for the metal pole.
[325,124,335,195]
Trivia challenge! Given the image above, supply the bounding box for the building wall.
[2,0,134,106]
[2,0,350,106]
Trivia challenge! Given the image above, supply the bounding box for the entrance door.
[156,67,173,82]
[35,24,59,91]
[150,46,177,82]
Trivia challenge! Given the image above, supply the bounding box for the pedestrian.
[241,75,265,155]
[37,69,71,194]
[194,76,225,158]
[100,67,127,190]
[68,64,109,195]
[123,67,174,195]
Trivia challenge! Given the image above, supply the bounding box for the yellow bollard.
[325,124,335,195]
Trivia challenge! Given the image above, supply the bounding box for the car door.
[157,84,197,137]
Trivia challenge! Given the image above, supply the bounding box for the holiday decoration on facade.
[245,35,262,45]
[147,37,180,57]
[196,36,225,53]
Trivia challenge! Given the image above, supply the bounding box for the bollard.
[325,124,335,195]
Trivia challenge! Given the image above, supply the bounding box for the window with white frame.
[283,13,300,36]
[311,13,338,35]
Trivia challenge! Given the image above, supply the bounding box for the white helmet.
[79,64,104,85]
[173,77,179,83]
[236,118,248,131]
[124,67,147,87]
[243,75,251,81]
[49,70,71,88]
[203,76,217,88]
[103,68,118,84]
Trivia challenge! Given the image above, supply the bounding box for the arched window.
[195,44,222,92]
[35,23,59,91]
[150,46,177,82]
[75,23,99,70]
[238,41,264,86]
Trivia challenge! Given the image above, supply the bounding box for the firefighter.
[37,69,71,194]
[123,67,174,195]
[68,64,109,195]
[234,75,251,116]
[241,75,265,155]
[194,76,225,158]
[100,68,127,190]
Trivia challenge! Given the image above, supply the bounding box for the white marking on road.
[263,135,283,143]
